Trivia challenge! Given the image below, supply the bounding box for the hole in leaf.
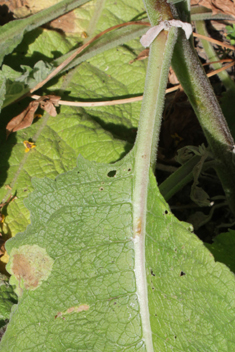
[165,210,168,215]
[107,170,116,177]
[99,187,104,191]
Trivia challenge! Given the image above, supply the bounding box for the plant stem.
[171,5,235,215]
[159,155,201,200]
[191,6,235,21]
[159,156,219,201]
[132,0,177,349]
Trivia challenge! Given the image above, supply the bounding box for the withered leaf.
[40,95,60,117]
[40,101,57,117]
[129,48,149,64]
[46,95,61,106]
[6,101,39,137]
[191,0,235,16]
[6,95,60,137]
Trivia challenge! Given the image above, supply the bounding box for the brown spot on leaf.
[66,305,89,314]
[48,11,76,33]
[8,245,54,296]
[55,304,89,318]
[12,254,39,288]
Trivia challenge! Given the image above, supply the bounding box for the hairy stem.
[171,6,235,215]
[132,0,177,349]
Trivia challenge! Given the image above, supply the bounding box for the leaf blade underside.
[1,154,235,351]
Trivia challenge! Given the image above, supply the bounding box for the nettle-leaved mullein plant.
[0,0,235,350]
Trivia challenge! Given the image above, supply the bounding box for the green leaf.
[1,154,235,350]
[0,0,146,237]
[1,62,53,109]
[0,26,73,110]
[0,93,130,236]
[0,0,92,112]
[205,230,235,274]
[55,24,148,74]
[0,72,6,111]
[0,0,91,67]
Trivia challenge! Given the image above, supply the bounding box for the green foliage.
[226,24,235,45]
[0,274,17,325]
[0,0,235,350]
[205,230,235,274]
[0,0,145,237]
[1,155,235,350]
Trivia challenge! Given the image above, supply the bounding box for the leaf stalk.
[132,0,178,349]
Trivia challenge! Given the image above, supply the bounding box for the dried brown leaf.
[191,0,235,16]
[45,95,61,106]
[6,101,39,137]
[129,48,149,64]
[39,95,60,116]
[4,0,59,18]
[40,101,57,116]
[48,11,76,33]
[6,95,60,137]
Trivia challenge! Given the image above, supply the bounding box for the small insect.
[23,141,36,153]
[81,31,88,38]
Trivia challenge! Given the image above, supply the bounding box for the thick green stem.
[191,6,235,21]
[171,23,235,214]
[132,0,178,349]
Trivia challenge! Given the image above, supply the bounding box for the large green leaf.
[2,0,235,349]
[1,153,235,350]
[0,0,146,237]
